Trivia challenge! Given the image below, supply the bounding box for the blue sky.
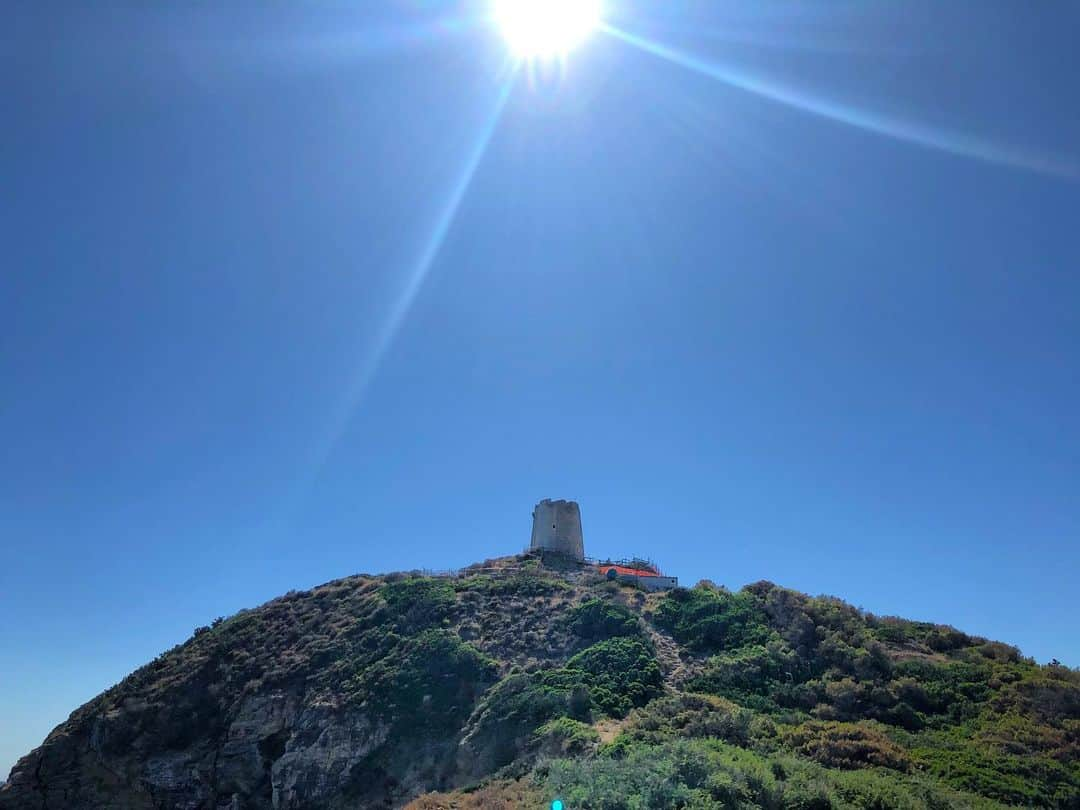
[2,0,1079,779]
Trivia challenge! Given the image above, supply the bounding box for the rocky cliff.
[3,554,1078,809]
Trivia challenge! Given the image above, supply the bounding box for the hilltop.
[2,553,1077,809]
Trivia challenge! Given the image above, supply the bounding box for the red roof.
[596,563,661,578]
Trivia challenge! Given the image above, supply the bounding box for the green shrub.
[454,572,568,597]
[618,693,757,748]
[544,738,1008,810]
[545,739,723,809]
[654,586,771,653]
[893,659,993,715]
[351,629,496,733]
[381,578,455,633]
[911,723,1080,807]
[536,717,600,756]
[459,672,575,772]
[993,666,1080,722]
[564,637,664,718]
[782,720,911,772]
[689,641,802,703]
[564,598,642,641]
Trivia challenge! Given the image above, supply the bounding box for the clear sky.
[2,0,1079,780]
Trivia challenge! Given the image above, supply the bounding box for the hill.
[2,554,1077,809]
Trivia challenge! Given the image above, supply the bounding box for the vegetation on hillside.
[457,572,1078,808]
[3,557,1077,809]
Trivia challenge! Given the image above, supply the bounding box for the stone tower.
[529,499,585,561]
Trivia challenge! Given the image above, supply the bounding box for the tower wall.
[529,499,585,561]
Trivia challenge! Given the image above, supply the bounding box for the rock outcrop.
[0,558,580,809]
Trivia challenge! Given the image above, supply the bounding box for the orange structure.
[591,558,677,590]
[595,560,661,578]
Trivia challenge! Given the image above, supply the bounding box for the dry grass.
[405,779,545,809]
[593,716,628,744]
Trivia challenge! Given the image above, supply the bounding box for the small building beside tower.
[528,498,678,591]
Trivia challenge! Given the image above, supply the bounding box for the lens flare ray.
[605,24,1078,180]
[295,69,518,500]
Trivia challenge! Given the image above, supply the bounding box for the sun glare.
[492,0,603,60]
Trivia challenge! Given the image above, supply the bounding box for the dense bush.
[655,586,772,653]
[871,617,975,652]
[455,638,665,769]
[689,641,802,706]
[891,659,993,720]
[563,598,642,641]
[535,717,600,756]
[350,629,496,733]
[381,578,456,633]
[459,672,576,772]
[910,728,1079,808]
[782,720,911,772]
[613,693,757,749]
[544,738,1005,810]
[643,581,1080,806]
[545,739,729,810]
[994,666,1080,723]
[563,637,664,718]
[454,571,568,597]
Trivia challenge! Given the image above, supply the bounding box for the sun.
[492,0,603,60]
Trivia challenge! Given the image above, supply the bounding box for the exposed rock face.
[3,691,392,810]
[0,559,582,809]
[270,705,390,808]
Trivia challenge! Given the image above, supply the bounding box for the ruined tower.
[529,499,585,561]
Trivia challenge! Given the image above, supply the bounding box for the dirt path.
[645,623,694,687]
